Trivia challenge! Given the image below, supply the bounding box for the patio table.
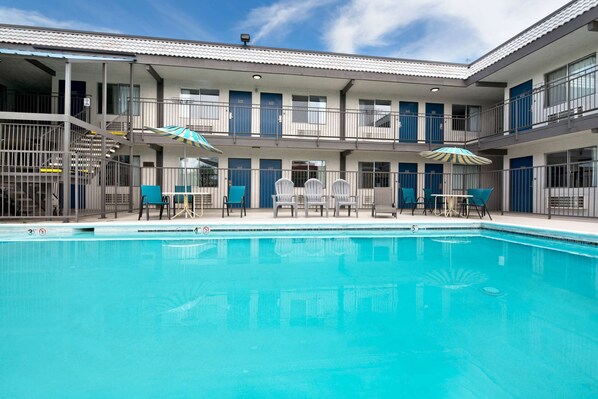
[163,191,210,218]
[431,194,473,217]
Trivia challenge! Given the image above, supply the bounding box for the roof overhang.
[0,47,136,63]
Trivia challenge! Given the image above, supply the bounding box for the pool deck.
[2,209,596,243]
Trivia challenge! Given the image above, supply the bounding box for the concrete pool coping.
[1,211,596,244]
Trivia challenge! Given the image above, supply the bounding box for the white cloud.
[0,7,118,32]
[242,0,335,44]
[324,0,570,62]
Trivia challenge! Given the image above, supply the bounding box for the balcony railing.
[133,98,473,146]
[471,65,598,141]
[3,65,596,146]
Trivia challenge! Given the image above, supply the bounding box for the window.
[545,54,596,107]
[97,83,140,115]
[359,99,391,127]
[452,164,481,191]
[291,160,326,187]
[180,89,220,119]
[105,155,140,186]
[546,146,596,188]
[292,95,327,124]
[179,157,219,187]
[452,104,481,131]
[359,162,390,188]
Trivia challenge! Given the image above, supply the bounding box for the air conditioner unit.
[547,106,583,124]
[193,194,212,207]
[105,193,130,205]
[297,129,320,137]
[547,195,587,209]
[186,125,213,132]
[361,194,374,206]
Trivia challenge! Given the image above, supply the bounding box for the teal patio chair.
[138,185,170,220]
[222,185,246,218]
[423,188,435,213]
[173,185,194,217]
[464,188,493,220]
[399,187,426,215]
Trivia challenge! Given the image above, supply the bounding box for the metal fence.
[2,155,595,220]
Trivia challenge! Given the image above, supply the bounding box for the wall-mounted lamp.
[430,87,440,92]
[252,74,262,80]
[240,33,251,46]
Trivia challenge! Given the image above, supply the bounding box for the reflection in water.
[423,268,488,290]
[162,240,216,260]
[0,234,597,398]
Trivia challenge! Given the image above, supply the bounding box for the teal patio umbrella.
[145,125,223,187]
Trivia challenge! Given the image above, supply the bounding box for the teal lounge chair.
[138,185,170,220]
[464,188,493,220]
[222,185,246,218]
[399,187,426,215]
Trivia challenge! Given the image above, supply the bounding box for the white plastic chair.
[331,179,359,217]
[304,178,329,217]
[272,178,298,217]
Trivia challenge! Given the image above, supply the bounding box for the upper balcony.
[1,65,596,152]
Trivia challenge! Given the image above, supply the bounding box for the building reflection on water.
[1,234,597,380]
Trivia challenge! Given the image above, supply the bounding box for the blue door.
[399,102,418,143]
[425,163,444,198]
[260,159,282,208]
[228,158,252,208]
[509,80,533,132]
[398,163,418,208]
[229,91,252,137]
[425,103,444,144]
[510,156,533,212]
[260,93,282,137]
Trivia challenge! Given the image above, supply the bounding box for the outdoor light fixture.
[430,87,440,92]
[240,33,250,46]
[252,74,262,80]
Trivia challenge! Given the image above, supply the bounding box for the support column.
[340,150,352,180]
[129,63,135,213]
[62,62,71,221]
[100,63,107,218]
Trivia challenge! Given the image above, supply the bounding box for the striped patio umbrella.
[419,147,491,165]
[145,125,222,154]
[419,147,492,192]
[145,125,222,188]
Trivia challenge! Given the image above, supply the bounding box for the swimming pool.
[1,229,597,398]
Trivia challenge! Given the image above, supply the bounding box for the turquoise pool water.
[1,229,597,398]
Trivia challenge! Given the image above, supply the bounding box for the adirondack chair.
[331,179,359,217]
[272,178,297,217]
[372,187,397,218]
[304,178,328,217]
[138,185,170,220]
[222,186,246,218]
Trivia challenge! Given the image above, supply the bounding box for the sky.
[0,0,572,63]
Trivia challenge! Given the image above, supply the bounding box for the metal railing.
[2,156,595,220]
[133,98,471,146]
[471,65,598,141]
[0,91,91,123]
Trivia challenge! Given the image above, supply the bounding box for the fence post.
[547,166,552,220]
